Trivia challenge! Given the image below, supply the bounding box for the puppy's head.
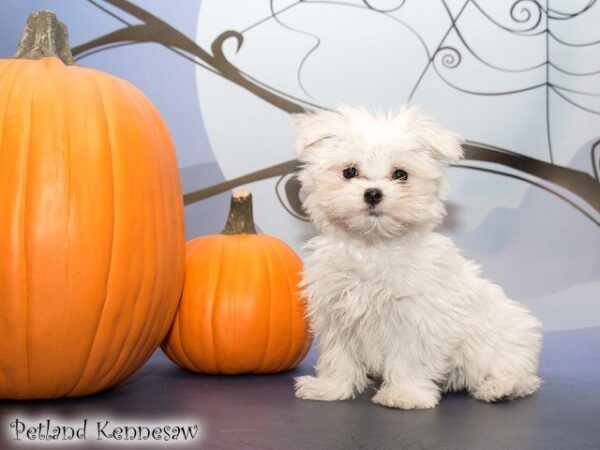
[293,105,463,239]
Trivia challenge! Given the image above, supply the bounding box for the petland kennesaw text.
[9,419,200,443]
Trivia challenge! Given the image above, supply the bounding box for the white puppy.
[293,105,542,409]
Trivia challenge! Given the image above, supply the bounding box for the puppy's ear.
[399,106,465,164]
[423,127,465,164]
[394,107,464,164]
[291,112,336,159]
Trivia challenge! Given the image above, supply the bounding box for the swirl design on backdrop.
[72,0,600,226]
[436,47,462,69]
[508,0,543,31]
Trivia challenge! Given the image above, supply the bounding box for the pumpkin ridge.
[167,315,185,369]
[111,83,171,381]
[82,75,149,392]
[219,236,243,373]
[288,245,311,368]
[176,270,200,373]
[163,238,199,372]
[264,237,297,372]
[119,75,172,378]
[161,242,190,371]
[255,236,275,373]
[43,63,88,393]
[211,237,236,372]
[179,239,211,373]
[210,237,229,373]
[198,238,221,373]
[48,61,74,398]
[66,74,124,396]
[20,61,35,397]
[137,91,183,366]
[113,90,158,381]
[0,60,31,397]
[281,239,312,368]
[148,94,184,343]
[232,237,241,373]
[63,70,116,397]
[102,78,161,389]
[176,241,206,373]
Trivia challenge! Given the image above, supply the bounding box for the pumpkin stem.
[14,10,75,65]
[221,190,258,235]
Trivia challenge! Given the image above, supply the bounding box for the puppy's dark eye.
[343,167,358,179]
[392,169,408,181]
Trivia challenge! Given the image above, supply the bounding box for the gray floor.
[1,327,599,450]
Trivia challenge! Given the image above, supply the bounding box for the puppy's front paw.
[372,385,440,410]
[294,375,355,401]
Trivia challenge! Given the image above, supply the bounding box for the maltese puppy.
[293,105,542,409]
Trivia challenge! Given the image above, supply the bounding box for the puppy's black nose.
[364,188,383,206]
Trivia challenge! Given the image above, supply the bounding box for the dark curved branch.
[462,142,600,214]
[183,160,300,206]
[72,0,308,113]
[592,140,600,181]
[182,142,600,226]
[276,174,309,221]
[454,164,599,225]
[75,0,600,225]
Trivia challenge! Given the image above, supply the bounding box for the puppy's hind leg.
[463,287,543,402]
[465,336,542,402]
[472,374,542,402]
[295,336,367,402]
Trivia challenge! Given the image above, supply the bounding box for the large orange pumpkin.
[162,190,312,374]
[0,11,185,399]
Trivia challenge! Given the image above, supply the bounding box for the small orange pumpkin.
[0,11,185,398]
[162,190,312,374]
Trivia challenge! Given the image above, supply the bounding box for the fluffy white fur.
[293,105,542,409]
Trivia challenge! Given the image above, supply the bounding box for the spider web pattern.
[259,0,600,167]
[71,0,600,225]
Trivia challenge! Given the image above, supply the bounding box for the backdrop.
[1,0,598,331]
